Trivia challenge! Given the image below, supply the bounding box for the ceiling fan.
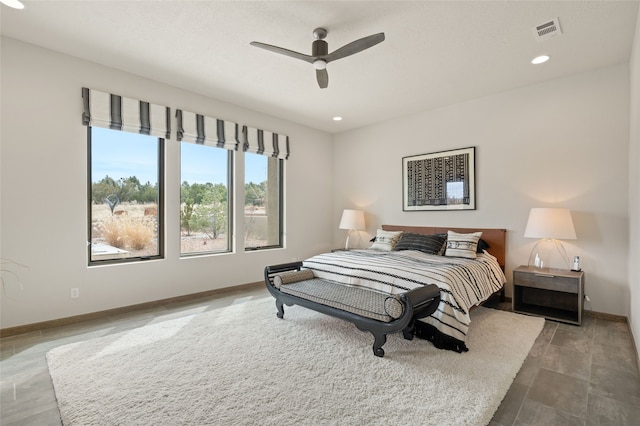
[250,28,385,89]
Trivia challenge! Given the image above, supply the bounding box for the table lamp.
[339,209,365,250]
[524,207,576,270]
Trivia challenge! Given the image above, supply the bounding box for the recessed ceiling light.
[531,55,550,65]
[0,0,25,9]
[333,116,343,121]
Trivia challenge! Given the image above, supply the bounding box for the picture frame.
[402,147,476,211]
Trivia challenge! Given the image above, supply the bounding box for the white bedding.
[302,249,506,348]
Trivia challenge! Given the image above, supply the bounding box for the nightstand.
[512,265,584,325]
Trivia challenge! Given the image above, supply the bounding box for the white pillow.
[370,230,403,251]
[444,230,483,259]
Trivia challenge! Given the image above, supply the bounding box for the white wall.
[629,8,640,354]
[333,65,630,317]
[1,33,634,329]
[0,38,334,329]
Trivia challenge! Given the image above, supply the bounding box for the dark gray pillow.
[477,238,490,253]
[394,233,447,255]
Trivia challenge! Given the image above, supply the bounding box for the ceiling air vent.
[532,18,562,41]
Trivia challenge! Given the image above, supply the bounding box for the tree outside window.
[180,142,232,256]
[88,127,163,263]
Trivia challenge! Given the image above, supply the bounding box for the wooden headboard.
[381,225,507,269]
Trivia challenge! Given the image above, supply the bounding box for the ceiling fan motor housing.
[312,39,328,57]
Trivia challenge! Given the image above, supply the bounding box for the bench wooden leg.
[402,324,415,340]
[276,299,285,319]
[372,333,386,357]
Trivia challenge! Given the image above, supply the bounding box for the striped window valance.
[81,87,171,139]
[243,126,290,160]
[175,109,240,151]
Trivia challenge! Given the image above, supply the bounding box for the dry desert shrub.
[124,220,154,250]
[101,218,154,250]
[102,220,126,248]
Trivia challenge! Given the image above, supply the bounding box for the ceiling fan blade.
[325,32,385,63]
[316,69,328,89]
[250,41,315,64]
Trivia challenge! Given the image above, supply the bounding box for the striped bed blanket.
[302,249,506,352]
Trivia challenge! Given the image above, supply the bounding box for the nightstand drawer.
[513,270,578,294]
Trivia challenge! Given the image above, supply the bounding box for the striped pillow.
[370,230,403,251]
[394,233,447,255]
[444,231,483,259]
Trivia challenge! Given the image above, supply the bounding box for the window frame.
[87,126,165,266]
[179,143,234,257]
[244,156,284,252]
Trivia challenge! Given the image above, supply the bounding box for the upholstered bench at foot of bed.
[264,262,441,357]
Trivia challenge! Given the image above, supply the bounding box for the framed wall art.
[402,147,476,211]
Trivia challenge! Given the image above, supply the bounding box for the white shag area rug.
[47,298,544,426]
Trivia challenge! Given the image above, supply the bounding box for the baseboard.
[584,309,627,322]
[627,320,640,375]
[0,281,264,338]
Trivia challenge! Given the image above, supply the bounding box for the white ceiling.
[1,1,638,133]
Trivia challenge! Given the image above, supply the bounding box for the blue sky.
[92,127,266,185]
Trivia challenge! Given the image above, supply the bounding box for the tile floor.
[1,287,639,425]
[489,304,640,425]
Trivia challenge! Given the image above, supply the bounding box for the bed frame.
[264,225,506,357]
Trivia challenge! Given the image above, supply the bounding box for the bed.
[265,225,506,355]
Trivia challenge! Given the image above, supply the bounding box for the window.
[88,127,164,264]
[180,143,232,255]
[83,91,288,262]
[244,153,283,250]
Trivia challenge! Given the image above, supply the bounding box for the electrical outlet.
[70,288,80,299]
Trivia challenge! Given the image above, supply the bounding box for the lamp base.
[343,229,363,250]
[528,238,571,270]
[344,232,351,250]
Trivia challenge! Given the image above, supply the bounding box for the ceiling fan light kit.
[250,27,385,89]
[313,59,327,70]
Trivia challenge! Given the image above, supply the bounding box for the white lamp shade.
[524,208,576,240]
[339,209,365,230]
